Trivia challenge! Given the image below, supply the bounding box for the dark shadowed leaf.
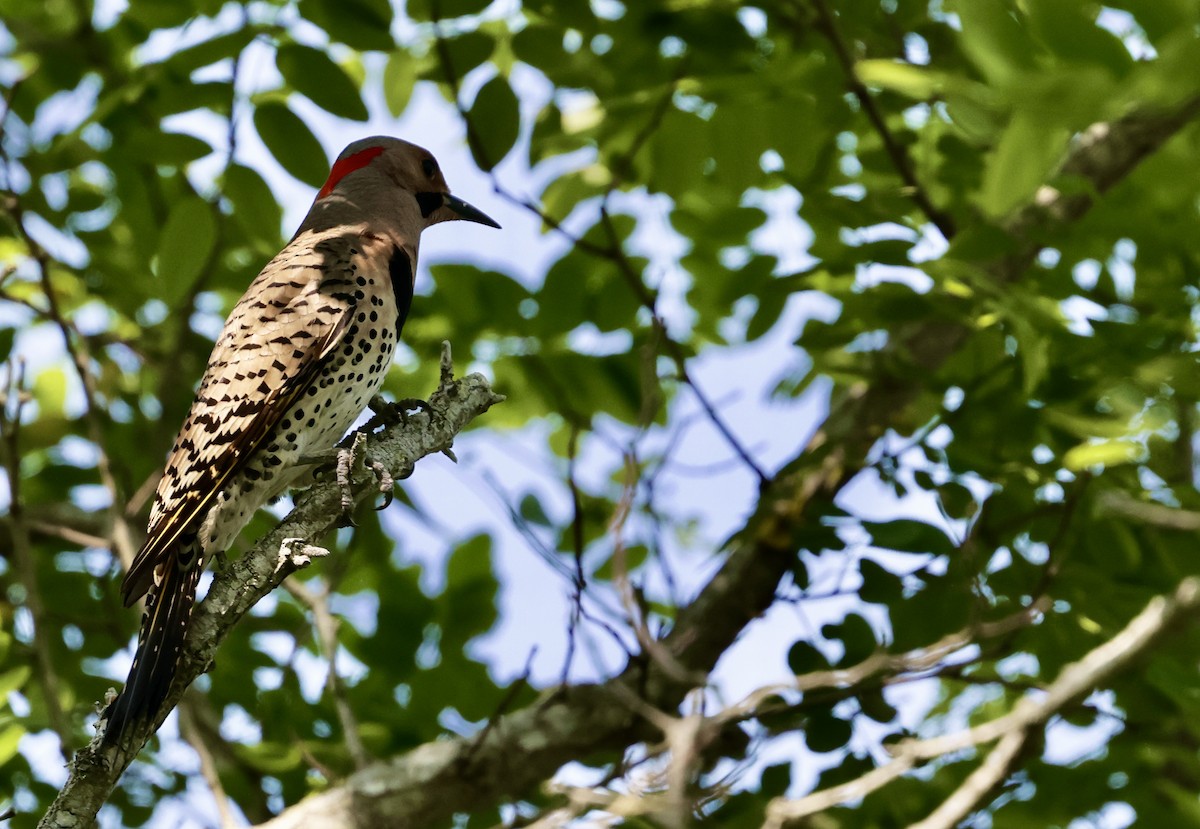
[276,42,369,122]
[155,196,216,305]
[297,0,394,51]
[223,163,284,242]
[254,102,330,187]
[466,75,520,171]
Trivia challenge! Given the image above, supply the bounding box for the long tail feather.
[103,556,202,746]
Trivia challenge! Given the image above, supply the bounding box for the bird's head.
[314,136,500,230]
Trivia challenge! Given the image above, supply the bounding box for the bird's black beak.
[442,193,501,228]
[415,191,501,228]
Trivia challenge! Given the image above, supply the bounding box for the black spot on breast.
[389,245,414,336]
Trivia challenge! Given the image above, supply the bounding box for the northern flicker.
[102,136,499,746]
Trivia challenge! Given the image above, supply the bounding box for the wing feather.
[121,237,359,604]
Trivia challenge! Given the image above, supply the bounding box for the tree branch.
[37,343,504,829]
[764,577,1200,827]
[238,96,1200,829]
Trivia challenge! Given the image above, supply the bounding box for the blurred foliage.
[3,0,1200,826]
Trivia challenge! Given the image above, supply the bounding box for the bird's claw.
[334,434,364,527]
[367,459,394,510]
[365,395,432,431]
[333,433,397,525]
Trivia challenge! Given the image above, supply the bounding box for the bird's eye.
[422,158,438,179]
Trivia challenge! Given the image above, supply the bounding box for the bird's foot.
[333,432,399,527]
[364,395,432,431]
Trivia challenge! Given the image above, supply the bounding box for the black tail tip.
[100,692,143,748]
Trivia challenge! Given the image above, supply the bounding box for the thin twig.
[605,684,709,829]
[430,3,769,487]
[910,728,1027,829]
[1096,489,1200,531]
[24,519,110,550]
[720,602,1044,727]
[284,577,371,770]
[462,647,536,768]
[560,426,586,685]
[610,450,705,687]
[597,205,769,485]
[0,361,72,758]
[0,192,138,571]
[804,0,957,239]
[764,577,1200,827]
[178,698,240,829]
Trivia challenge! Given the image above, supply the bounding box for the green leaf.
[859,558,902,605]
[760,762,792,797]
[437,31,494,79]
[383,51,419,116]
[126,0,196,30]
[222,163,283,242]
[123,130,214,165]
[787,640,829,675]
[805,708,852,753]
[254,102,329,188]
[864,519,956,557]
[276,42,369,121]
[165,27,258,73]
[446,534,493,590]
[467,75,520,172]
[978,112,1069,218]
[512,23,565,69]
[297,0,394,51]
[822,613,877,666]
[155,195,216,305]
[859,689,897,724]
[234,741,303,774]
[518,492,552,527]
[0,724,23,766]
[1025,0,1133,75]
[1064,440,1145,471]
[408,0,493,18]
[594,545,649,580]
[0,666,31,702]
[955,0,1040,84]
[441,535,498,649]
[856,60,943,99]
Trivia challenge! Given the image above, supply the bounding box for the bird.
[101,136,499,746]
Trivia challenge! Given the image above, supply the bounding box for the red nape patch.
[317,146,386,199]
